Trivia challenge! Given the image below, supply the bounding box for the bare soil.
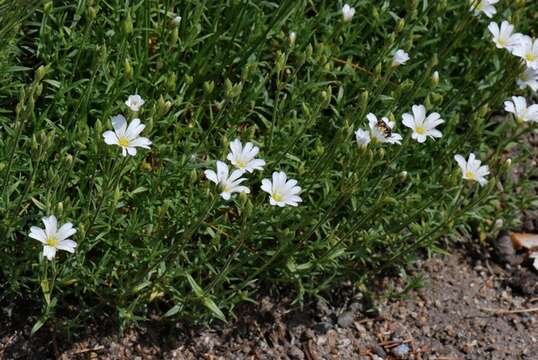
[2,246,538,360]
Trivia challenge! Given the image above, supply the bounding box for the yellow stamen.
[236,160,247,169]
[272,193,283,202]
[465,171,476,180]
[526,54,537,62]
[118,137,130,147]
[415,126,426,135]
[46,236,59,247]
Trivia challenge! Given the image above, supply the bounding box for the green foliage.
[0,0,537,329]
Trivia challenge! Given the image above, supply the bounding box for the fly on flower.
[504,96,538,123]
[29,215,77,261]
[367,113,402,145]
[205,160,250,200]
[454,153,490,187]
[227,139,266,173]
[470,0,499,18]
[402,104,444,143]
[125,94,145,112]
[102,115,152,156]
[261,171,302,207]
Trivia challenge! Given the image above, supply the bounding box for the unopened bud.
[122,12,134,34]
[124,58,133,79]
[431,71,439,86]
[289,31,297,46]
[35,65,47,81]
[203,80,215,95]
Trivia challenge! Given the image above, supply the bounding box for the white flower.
[470,0,499,18]
[488,21,522,51]
[125,94,145,112]
[454,153,490,187]
[402,104,444,143]
[391,49,410,67]
[504,96,538,123]
[342,4,355,22]
[172,16,182,25]
[261,171,302,207]
[103,115,152,156]
[29,215,77,261]
[367,113,402,145]
[517,67,538,91]
[204,160,250,200]
[226,139,266,173]
[289,31,297,45]
[513,36,538,70]
[355,128,371,147]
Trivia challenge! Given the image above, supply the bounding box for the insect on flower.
[29,215,77,261]
[102,115,152,156]
[205,160,250,200]
[367,113,402,145]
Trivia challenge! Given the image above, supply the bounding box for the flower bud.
[399,171,408,181]
[94,118,103,134]
[35,65,47,81]
[431,71,439,86]
[170,28,179,44]
[203,80,215,95]
[166,72,177,91]
[122,12,134,34]
[396,18,405,33]
[275,50,286,73]
[184,74,193,85]
[88,6,98,20]
[124,58,133,80]
[43,1,53,15]
[190,169,198,184]
[289,31,297,46]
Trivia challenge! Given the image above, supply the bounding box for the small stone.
[392,344,410,359]
[372,344,387,358]
[313,322,333,334]
[337,312,354,328]
[287,345,305,359]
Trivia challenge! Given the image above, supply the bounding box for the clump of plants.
[0,0,537,331]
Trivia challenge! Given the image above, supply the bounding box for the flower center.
[272,193,283,202]
[236,159,247,169]
[46,236,59,247]
[415,126,426,135]
[118,137,130,147]
[498,38,506,47]
[526,53,537,62]
[465,170,476,180]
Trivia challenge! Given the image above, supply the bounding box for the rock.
[392,344,410,359]
[372,344,387,358]
[287,345,305,359]
[337,312,354,328]
[312,322,333,334]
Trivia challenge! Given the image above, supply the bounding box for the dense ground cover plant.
[1,0,537,331]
